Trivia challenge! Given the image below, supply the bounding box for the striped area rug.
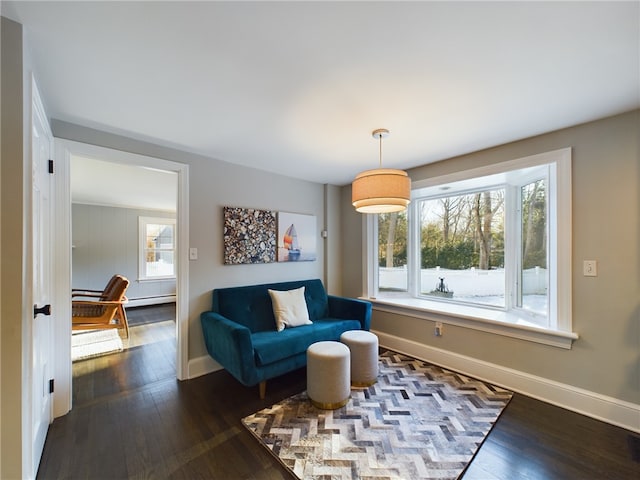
[242,351,512,480]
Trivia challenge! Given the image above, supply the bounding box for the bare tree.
[442,198,450,243]
[522,180,546,268]
[522,182,539,264]
[482,191,493,268]
[440,196,468,243]
[473,191,504,270]
[474,194,490,269]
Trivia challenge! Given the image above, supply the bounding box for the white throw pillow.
[268,286,312,332]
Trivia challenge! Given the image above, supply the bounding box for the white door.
[31,79,54,476]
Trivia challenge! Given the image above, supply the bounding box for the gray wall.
[54,119,339,359]
[341,110,640,404]
[325,184,343,295]
[1,16,25,479]
[72,204,176,301]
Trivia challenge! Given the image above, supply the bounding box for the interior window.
[139,217,176,280]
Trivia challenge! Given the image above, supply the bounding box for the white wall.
[72,204,176,302]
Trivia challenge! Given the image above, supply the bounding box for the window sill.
[361,295,578,349]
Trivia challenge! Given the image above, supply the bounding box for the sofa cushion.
[212,279,330,333]
[252,318,361,366]
[268,287,312,331]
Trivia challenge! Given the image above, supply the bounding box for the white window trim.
[363,147,577,349]
[139,216,177,281]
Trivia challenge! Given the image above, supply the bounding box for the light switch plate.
[189,247,198,260]
[583,260,597,276]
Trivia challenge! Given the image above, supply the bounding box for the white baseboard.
[188,354,223,379]
[127,295,176,308]
[374,330,640,433]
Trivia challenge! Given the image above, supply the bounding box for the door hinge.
[49,378,54,394]
[48,159,54,174]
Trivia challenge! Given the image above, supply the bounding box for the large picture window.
[417,187,506,307]
[139,216,176,280]
[368,148,575,347]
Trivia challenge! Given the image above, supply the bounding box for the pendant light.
[352,128,411,213]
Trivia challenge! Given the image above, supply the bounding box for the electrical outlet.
[583,260,597,277]
[435,322,443,337]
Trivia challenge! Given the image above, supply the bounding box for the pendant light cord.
[379,132,383,168]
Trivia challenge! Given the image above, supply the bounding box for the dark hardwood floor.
[126,303,176,327]
[39,314,639,479]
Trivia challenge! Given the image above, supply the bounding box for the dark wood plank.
[464,394,640,480]
[126,303,176,326]
[37,317,640,479]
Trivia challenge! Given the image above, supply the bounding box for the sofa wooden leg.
[259,381,266,399]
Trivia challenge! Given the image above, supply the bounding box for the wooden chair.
[72,274,120,301]
[72,275,130,338]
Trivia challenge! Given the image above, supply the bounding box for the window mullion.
[505,185,520,311]
[547,163,559,329]
[365,214,377,298]
[407,200,418,297]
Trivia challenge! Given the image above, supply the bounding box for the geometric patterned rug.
[242,351,513,480]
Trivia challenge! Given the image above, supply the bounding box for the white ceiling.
[3,1,639,186]
[70,155,177,211]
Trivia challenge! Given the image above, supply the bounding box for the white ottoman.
[306,341,351,410]
[340,330,379,387]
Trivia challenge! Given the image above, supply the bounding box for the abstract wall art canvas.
[277,212,317,262]
[223,206,277,265]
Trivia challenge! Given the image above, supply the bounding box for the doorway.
[70,156,176,363]
[53,140,189,417]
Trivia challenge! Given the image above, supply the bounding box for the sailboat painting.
[277,212,317,262]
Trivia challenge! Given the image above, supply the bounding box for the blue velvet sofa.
[200,279,372,398]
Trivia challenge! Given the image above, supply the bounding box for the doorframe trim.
[52,140,189,416]
[52,140,71,418]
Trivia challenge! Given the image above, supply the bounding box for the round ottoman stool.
[340,330,379,387]
[306,341,351,409]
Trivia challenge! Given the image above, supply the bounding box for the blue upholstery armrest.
[200,311,257,386]
[327,295,372,331]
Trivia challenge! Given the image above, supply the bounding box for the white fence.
[380,266,547,295]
